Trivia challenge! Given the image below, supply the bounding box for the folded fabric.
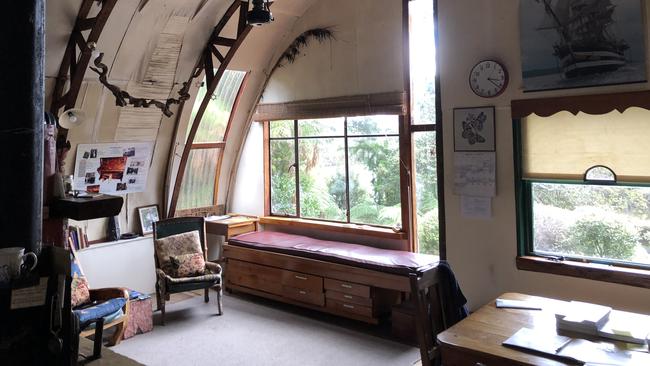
[74,297,127,324]
[83,308,125,329]
[169,252,205,278]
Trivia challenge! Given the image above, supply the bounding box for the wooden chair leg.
[92,318,105,360]
[410,274,434,366]
[204,287,209,303]
[217,287,223,315]
[107,319,126,346]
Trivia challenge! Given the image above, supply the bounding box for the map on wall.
[73,142,154,194]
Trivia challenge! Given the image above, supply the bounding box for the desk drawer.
[281,285,324,306]
[326,299,373,318]
[324,278,370,298]
[325,290,372,307]
[227,222,257,238]
[281,271,323,292]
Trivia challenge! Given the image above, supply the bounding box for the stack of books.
[67,225,89,250]
[555,301,611,336]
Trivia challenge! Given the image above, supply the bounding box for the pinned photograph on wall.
[453,106,495,152]
[520,0,646,92]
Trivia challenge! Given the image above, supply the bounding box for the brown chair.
[153,217,223,325]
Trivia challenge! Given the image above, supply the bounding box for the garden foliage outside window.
[517,108,650,268]
[269,115,402,228]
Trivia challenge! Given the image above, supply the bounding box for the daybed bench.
[224,231,450,366]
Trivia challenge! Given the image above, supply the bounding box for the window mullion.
[344,117,351,223]
[294,120,301,218]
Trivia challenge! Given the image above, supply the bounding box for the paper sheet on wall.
[461,196,492,219]
[73,142,154,194]
[453,152,496,197]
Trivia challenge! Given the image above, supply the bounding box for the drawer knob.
[475,363,486,366]
[343,295,353,299]
[340,284,353,289]
[294,275,308,280]
[343,304,355,309]
[299,290,307,295]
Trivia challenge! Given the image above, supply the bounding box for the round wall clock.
[469,60,508,98]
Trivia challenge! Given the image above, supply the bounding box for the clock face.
[469,60,508,98]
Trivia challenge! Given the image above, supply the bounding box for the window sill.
[259,216,407,241]
[516,256,650,289]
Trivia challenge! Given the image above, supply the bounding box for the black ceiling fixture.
[247,0,273,26]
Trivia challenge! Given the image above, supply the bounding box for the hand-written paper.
[10,277,49,310]
[453,152,496,197]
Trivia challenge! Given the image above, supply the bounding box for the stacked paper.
[555,301,612,336]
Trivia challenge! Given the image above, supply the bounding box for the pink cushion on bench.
[228,231,438,275]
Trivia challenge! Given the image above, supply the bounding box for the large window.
[269,115,401,228]
[409,0,441,256]
[176,70,247,210]
[516,109,650,270]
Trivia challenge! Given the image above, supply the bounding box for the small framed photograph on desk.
[137,205,159,236]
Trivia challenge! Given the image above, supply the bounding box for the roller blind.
[522,107,650,183]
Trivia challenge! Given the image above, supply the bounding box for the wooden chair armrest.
[156,268,169,280]
[205,262,222,274]
[89,287,129,303]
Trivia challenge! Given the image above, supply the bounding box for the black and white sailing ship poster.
[520,0,646,92]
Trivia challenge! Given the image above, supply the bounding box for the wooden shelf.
[49,194,123,220]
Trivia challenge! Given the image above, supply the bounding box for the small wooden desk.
[437,292,650,366]
[205,214,259,241]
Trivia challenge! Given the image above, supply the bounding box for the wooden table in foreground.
[437,292,650,366]
[205,214,259,240]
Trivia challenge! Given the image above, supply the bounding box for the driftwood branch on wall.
[89,53,194,117]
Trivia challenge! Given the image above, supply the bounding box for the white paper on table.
[453,152,496,197]
[460,196,492,219]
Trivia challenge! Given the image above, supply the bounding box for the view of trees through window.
[532,183,650,266]
[176,70,246,210]
[410,0,439,256]
[269,116,401,227]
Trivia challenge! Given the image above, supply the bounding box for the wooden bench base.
[223,244,444,366]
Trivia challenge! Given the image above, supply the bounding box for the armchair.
[70,254,129,360]
[153,217,223,325]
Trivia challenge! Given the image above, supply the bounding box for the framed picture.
[520,0,646,92]
[453,106,495,152]
[137,205,160,236]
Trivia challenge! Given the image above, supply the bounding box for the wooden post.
[0,0,45,254]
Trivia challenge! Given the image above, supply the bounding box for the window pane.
[299,138,346,221]
[409,0,436,125]
[270,120,294,138]
[532,182,650,266]
[414,131,439,255]
[348,136,401,226]
[347,115,399,136]
[188,70,246,143]
[177,148,219,210]
[270,140,297,215]
[298,118,344,137]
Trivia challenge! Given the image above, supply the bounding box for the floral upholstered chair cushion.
[71,254,90,307]
[169,253,205,278]
[155,230,206,277]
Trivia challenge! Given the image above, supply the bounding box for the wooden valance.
[254,91,407,121]
[511,90,650,119]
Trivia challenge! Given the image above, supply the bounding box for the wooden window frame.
[512,93,650,288]
[265,117,402,229]
[174,71,249,215]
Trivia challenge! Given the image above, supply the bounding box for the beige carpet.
[111,291,420,366]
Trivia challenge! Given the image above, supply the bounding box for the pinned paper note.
[460,196,492,219]
[10,277,48,310]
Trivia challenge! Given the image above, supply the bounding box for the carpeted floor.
[111,291,420,366]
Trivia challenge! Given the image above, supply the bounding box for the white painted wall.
[75,236,156,294]
[230,122,265,216]
[438,0,650,313]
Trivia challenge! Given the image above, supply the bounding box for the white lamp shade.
[58,109,86,129]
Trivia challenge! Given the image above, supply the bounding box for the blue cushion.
[83,308,124,329]
[74,297,127,325]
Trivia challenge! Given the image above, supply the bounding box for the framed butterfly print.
[453,106,495,152]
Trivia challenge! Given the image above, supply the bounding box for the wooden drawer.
[281,285,325,306]
[227,222,257,238]
[326,299,373,318]
[281,270,323,292]
[325,290,372,307]
[227,260,283,295]
[324,278,370,298]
